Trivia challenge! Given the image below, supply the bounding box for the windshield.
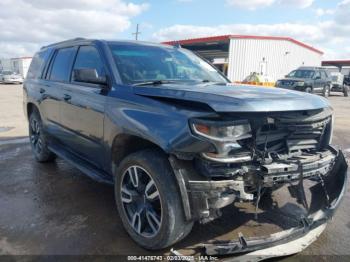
[108,43,228,85]
[287,69,315,79]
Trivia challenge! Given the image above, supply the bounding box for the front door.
[60,45,107,168]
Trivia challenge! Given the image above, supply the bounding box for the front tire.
[29,109,56,162]
[323,85,330,97]
[305,87,312,93]
[114,149,193,250]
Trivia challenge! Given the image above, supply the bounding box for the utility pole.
[132,24,141,40]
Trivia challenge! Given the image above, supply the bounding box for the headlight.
[296,81,305,86]
[191,119,252,142]
[191,119,252,163]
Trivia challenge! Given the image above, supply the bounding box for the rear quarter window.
[27,51,49,79]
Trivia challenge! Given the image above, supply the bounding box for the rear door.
[313,70,323,92]
[321,70,331,88]
[38,47,77,137]
[59,45,107,168]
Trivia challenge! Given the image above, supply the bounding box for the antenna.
[132,24,141,40]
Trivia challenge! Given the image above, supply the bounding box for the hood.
[133,84,330,113]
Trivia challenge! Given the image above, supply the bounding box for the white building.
[162,35,323,82]
[0,57,32,78]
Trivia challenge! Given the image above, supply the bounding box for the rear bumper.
[203,149,348,256]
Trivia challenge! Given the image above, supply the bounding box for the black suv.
[23,38,347,256]
[276,67,332,97]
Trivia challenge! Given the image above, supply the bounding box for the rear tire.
[114,149,193,250]
[305,87,312,93]
[29,109,56,162]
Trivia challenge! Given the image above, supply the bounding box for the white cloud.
[226,0,314,10]
[153,0,350,59]
[226,0,275,10]
[0,0,148,58]
[315,8,335,17]
[278,0,314,9]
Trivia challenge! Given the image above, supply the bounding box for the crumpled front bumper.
[202,149,348,258]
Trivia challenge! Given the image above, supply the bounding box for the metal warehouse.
[163,35,323,82]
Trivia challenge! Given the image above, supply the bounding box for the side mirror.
[72,68,107,85]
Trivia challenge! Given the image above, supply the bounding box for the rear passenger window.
[72,46,105,78]
[49,47,76,82]
[27,51,48,79]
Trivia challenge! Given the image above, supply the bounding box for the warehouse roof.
[322,60,350,67]
[162,35,323,55]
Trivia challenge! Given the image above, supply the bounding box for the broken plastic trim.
[202,149,348,256]
[170,148,347,259]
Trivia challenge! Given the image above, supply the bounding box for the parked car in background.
[23,38,347,258]
[330,72,348,97]
[275,67,332,97]
[0,70,24,84]
[344,73,350,86]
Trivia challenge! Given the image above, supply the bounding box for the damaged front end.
[170,107,348,257]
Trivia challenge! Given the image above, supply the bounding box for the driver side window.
[72,45,105,83]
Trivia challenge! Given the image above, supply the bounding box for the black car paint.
[23,39,348,255]
[24,39,331,183]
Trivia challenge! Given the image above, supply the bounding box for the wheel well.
[111,134,165,169]
[27,103,38,119]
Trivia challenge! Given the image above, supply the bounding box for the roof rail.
[41,37,86,50]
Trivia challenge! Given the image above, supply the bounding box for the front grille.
[281,80,295,86]
[253,110,331,153]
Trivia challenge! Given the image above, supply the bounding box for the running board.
[48,144,113,185]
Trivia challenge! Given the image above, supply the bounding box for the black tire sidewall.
[114,149,192,250]
[29,110,55,162]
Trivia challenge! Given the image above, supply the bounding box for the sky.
[0,0,349,59]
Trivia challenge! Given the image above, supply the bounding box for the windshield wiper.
[132,80,177,86]
[201,80,227,85]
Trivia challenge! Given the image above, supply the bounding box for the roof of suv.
[297,67,325,71]
[40,38,171,51]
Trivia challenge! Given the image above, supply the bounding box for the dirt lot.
[0,84,349,260]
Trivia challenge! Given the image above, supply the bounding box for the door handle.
[63,94,71,101]
[39,88,46,94]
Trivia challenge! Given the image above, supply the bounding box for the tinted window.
[287,70,315,78]
[27,51,48,79]
[314,71,321,79]
[72,46,105,79]
[49,47,76,82]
